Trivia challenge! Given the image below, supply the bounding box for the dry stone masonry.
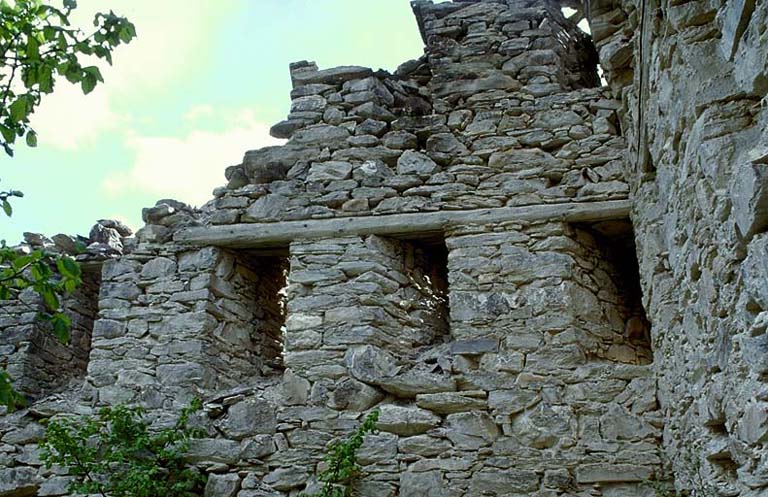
[1,0,768,496]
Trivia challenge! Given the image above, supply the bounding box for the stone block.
[399,471,448,497]
[219,399,277,440]
[0,467,40,497]
[576,464,653,483]
[469,469,539,494]
[415,391,487,414]
[205,473,241,497]
[376,405,441,436]
[186,438,241,464]
[378,370,456,398]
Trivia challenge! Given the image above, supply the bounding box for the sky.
[0,0,426,242]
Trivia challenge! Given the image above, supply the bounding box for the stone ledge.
[175,200,631,248]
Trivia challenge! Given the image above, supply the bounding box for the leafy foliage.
[0,0,136,157]
[39,400,207,497]
[0,369,24,408]
[303,410,380,497]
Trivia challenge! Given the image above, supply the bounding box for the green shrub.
[39,400,206,497]
[303,409,380,497]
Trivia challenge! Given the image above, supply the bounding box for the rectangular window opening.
[576,220,653,365]
[62,263,103,380]
[226,249,290,374]
[398,236,450,346]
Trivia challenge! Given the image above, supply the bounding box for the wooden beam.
[174,200,632,248]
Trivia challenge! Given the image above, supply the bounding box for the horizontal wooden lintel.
[174,200,632,248]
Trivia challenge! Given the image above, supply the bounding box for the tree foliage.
[39,400,207,497]
[304,410,380,497]
[0,0,136,156]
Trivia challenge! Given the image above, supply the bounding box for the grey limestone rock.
[186,439,241,464]
[307,161,353,182]
[397,150,439,177]
[345,345,398,385]
[399,471,448,497]
[376,404,441,436]
[0,467,40,497]
[205,474,241,497]
[378,369,456,398]
[242,145,319,184]
[292,65,373,87]
[219,399,277,440]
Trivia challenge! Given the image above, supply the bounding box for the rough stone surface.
[3,1,768,496]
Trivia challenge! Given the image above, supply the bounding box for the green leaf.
[38,67,54,93]
[80,74,96,94]
[0,125,15,144]
[118,25,133,43]
[82,66,103,83]
[0,370,25,411]
[43,26,57,41]
[8,97,29,122]
[51,313,71,343]
[64,65,81,83]
[25,130,37,147]
[26,36,40,59]
[56,256,81,280]
[12,254,34,271]
[2,200,11,217]
[40,286,59,311]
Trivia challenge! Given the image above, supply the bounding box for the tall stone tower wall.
[1,1,767,496]
[589,0,768,494]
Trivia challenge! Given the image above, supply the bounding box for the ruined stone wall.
[0,218,130,405]
[216,0,627,227]
[0,271,99,402]
[86,242,293,411]
[585,0,768,494]
[4,0,768,496]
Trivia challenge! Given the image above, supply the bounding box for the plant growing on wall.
[303,409,380,497]
[39,399,207,497]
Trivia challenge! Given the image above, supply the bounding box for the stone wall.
[0,216,132,404]
[3,0,768,496]
[215,0,628,227]
[0,269,100,402]
[584,0,768,494]
[86,242,292,411]
[285,235,449,380]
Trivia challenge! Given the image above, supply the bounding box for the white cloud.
[68,0,226,93]
[184,105,216,123]
[29,0,231,150]
[31,82,123,149]
[103,109,283,206]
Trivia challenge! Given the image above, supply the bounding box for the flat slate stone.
[292,65,373,86]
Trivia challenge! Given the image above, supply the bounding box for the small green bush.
[39,400,206,497]
[303,409,380,497]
